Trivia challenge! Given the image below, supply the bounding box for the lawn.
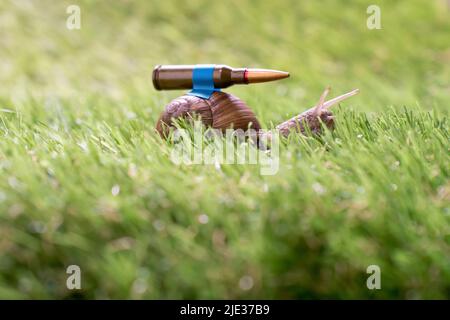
[0,0,448,299]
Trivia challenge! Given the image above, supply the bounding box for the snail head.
[310,87,359,132]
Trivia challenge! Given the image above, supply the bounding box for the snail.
[156,87,360,140]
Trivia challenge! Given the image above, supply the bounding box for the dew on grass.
[198,214,209,224]
[312,182,326,195]
[239,275,254,291]
[390,160,400,170]
[126,111,137,119]
[111,184,120,196]
[77,141,88,152]
[132,278,148,295]
[128,163,138,178]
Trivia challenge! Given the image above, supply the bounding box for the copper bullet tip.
[245,68,290,84]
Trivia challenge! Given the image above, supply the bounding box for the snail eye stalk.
[313,86,331,116]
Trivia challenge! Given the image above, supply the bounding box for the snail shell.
[156,91,261,138]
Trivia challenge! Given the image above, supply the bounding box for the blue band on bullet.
[187,64,221,99]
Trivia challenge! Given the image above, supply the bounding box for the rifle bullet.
[152,64,289,90]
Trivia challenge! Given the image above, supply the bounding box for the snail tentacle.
[313,86,331,116]
[323,88,360,110]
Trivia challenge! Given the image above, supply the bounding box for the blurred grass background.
[0,0,448,298]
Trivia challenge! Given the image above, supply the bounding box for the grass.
[0,0,449,299]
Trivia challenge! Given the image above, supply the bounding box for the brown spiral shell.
[156,91,261,137]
